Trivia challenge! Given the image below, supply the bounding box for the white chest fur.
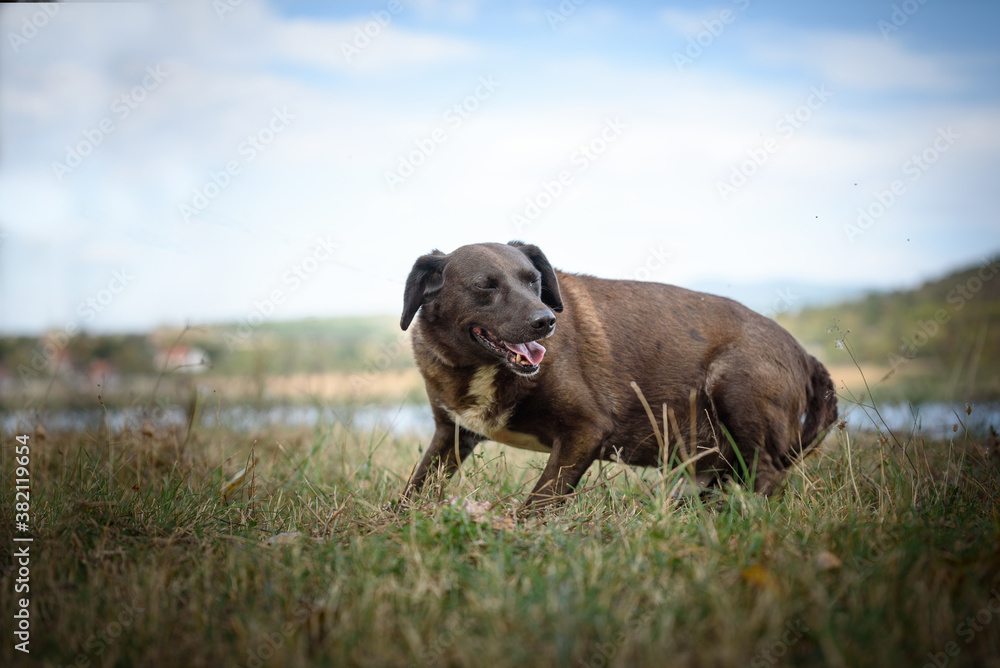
[443,366,511,438]
[442,367,551,453]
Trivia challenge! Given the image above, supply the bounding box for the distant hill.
[688,278,869,317]
[775,259,1000,402]
[0,316,408,386]
[160,315,409,376]
[3,261,997,406]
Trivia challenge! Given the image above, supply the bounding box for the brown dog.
[400,241,837,507]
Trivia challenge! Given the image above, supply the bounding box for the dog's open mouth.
[471,326,545,376]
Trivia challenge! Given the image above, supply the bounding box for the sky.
[1,0,998,335]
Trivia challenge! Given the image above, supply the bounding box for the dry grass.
[1,399,999,667]
[261,369,425,403]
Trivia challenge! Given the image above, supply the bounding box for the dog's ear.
[400,250,448,330]
[508,240,563,313]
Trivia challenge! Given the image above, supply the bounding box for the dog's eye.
[474,279,497,291]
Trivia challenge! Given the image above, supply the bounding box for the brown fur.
[400,241,838,508]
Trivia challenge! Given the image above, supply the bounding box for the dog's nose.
[529,310,556,334]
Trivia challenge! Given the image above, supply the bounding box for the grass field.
[1,397,999,667]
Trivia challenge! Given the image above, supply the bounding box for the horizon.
[2,0,999,335]
[2,251,995,338]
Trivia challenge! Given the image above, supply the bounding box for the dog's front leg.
[401,419,482,503]
[523,430,603,510]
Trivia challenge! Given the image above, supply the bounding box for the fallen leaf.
[264,532,302,546]
[462,498,492,522]
[449,496,493,523]
[491,516,517,532]
[221,463,253,497]
[815,550,842,571]
[741,563,778,590]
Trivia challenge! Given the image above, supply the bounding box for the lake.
[3,401,997,441]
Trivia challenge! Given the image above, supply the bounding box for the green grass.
[2,405,999,667]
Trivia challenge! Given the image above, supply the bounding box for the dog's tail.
[798,355,838,456]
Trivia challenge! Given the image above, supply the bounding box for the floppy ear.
[400,250,448,330]
[508,240,563,313]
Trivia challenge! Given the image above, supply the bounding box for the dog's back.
[533,271,836,491]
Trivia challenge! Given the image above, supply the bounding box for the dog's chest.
[443,366,511,437]
[442,367,549,453]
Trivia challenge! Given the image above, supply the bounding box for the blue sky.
[1,0,998,334]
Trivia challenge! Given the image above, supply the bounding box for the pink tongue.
[503,340,546,365]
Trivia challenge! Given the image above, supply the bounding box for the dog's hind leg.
[704,357,788,495]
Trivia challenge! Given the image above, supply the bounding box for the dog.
[399,241,837,508]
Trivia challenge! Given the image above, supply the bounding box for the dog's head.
[401,241,563,377]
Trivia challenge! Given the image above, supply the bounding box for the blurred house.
[154,346,210,373]
[86,358,121,392]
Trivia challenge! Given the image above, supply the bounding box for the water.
[1,403,436,440]
[2,402,996,440]
[840,402,999,438]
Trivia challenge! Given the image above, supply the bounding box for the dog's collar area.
[470,326,544,377]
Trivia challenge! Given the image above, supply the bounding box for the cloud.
[1,0,998,333]
[658,8,973,93]
[658,6,740,37]
[411,0,485,23]
[270,17,479,72]
[743,28,971,92]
